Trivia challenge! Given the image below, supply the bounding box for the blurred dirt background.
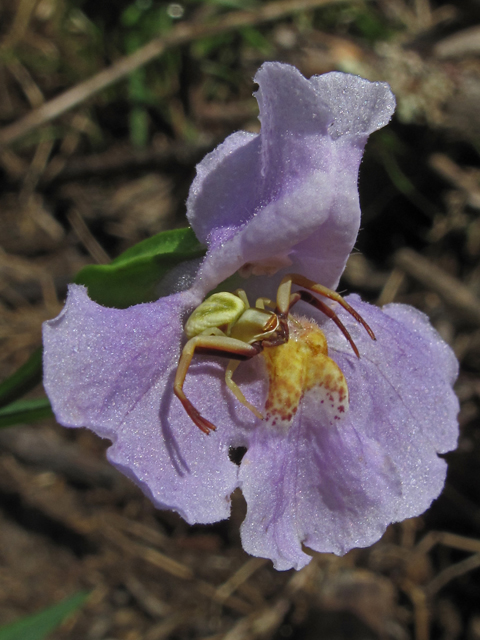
[1,0,480,638]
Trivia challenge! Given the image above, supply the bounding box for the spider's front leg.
[174,335,262,434]
[276,273,375,357]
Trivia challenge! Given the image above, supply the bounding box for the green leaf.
[0,591,89,640]
[74,226,206,308]
[0,347,43,410]
[0,397,53,428]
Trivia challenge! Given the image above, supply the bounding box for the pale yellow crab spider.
[174,273,375,434]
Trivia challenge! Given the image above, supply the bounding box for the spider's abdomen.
[185,292,245,338]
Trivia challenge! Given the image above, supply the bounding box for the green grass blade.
[0,398,53,428]
[0,347,43,410]
[0,591,89,640]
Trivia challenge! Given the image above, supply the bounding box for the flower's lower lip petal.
[327,295,459,522]
[238,295,458,570]
[382,302,459,386]
[42,284,263,524]
[239,418,403,571]
[104,356,265,523]
[104,380,241,524]
[43,285,195,438]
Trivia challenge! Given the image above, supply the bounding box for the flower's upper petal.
[310,72,396,140]
[185,130,260,248]
[187,63,395,298]
[43,285,264,524]
[239,297,458,570]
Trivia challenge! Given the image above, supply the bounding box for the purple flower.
[43,63,459,571]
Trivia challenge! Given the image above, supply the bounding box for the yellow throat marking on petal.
[261,317,349,430]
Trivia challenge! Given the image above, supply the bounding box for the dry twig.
[67,209,110,264]
[394,248,480,325]
[0,0,358,147]
[426,553,480,596]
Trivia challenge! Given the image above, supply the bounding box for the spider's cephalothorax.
[174,274,375,434]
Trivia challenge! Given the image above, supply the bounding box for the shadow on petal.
[159,368,191,477]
